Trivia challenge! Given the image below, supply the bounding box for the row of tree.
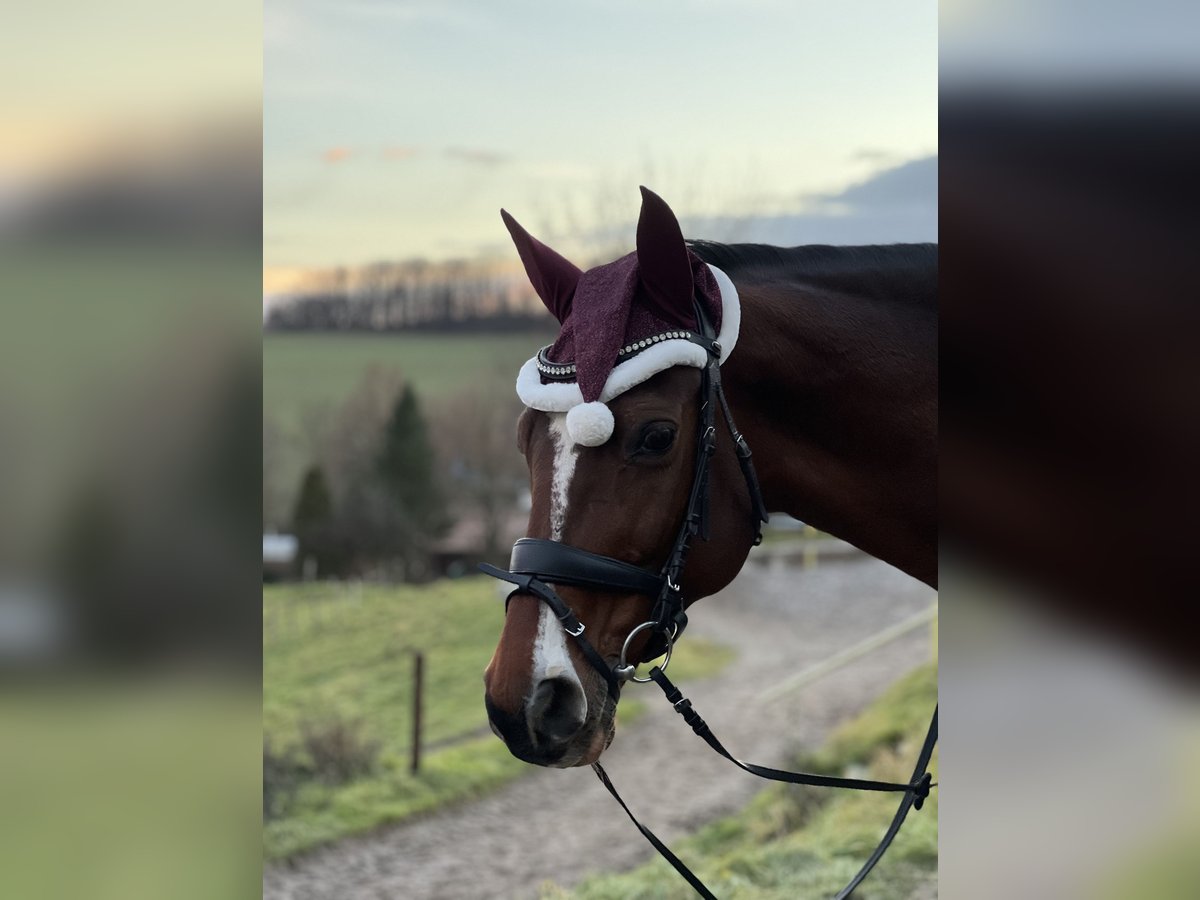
[266,259,552,333]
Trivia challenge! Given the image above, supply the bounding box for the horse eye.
[638,424,676,454]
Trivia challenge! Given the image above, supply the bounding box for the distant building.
[263,532,299,582]
[430,510,528,577]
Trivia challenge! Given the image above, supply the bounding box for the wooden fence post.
[410,651,425,774]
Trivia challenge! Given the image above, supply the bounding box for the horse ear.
[501,209,580,323]
[635,186,694,322]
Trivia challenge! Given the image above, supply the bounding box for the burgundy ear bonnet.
[504,187,741,446]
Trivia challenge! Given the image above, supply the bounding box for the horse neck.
[722,279,937,586]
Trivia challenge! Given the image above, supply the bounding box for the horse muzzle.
[484,678,605,767]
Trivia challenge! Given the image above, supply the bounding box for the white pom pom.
[566,401,614,447]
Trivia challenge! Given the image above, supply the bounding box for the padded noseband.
[507,539,663,597]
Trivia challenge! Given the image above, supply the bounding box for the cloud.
[384,145,420,161]
[684,155,938,246]
[443,146,508,166]
[320,145,424,164]
[830,155,937,211]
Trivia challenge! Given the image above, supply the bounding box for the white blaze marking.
[532,596,579,685]
[531,414,585,712]
[547,414,577,542]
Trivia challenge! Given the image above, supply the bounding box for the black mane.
[687,240,937,303]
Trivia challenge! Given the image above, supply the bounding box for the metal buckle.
[615,621,674,684]
[564,619,585,637]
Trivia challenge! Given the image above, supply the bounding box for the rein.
[480,297,938,898]
[595,672,937,900]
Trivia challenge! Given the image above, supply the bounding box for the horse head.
[483,188,764,767]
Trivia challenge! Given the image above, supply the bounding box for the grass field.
[2,684,260,900]
[545,662,938,900]
[263,576,735,860]
[263,331,548,434]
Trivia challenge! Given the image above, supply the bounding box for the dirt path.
[264,552,936,900]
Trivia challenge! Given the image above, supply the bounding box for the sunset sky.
[265,1,937,284]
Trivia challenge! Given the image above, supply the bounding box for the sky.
[1,1,258,192]
[265,0,938,286]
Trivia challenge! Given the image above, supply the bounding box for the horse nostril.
[527,677,586,747]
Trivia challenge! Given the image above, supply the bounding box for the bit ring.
[615,621,674,684]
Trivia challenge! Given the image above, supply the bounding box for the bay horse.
[482,188,937,772]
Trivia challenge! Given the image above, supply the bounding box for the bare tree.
[310,365,407,504]
[429,373,526,558]
[529,155,769,263]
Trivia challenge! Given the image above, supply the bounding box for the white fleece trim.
[708,263,740,363]
[515,263,740,413]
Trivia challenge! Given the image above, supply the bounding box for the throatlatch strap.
[589,667,937,899]
[714,378,770,537]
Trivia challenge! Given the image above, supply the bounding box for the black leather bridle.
[480,296,770,698]
[480,297,937,898]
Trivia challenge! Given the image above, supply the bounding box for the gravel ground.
[264,551,936,900]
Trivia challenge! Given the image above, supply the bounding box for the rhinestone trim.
[536,331,700,379]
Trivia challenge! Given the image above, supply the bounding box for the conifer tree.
[375,384,447,576]
[291,464,340,576]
